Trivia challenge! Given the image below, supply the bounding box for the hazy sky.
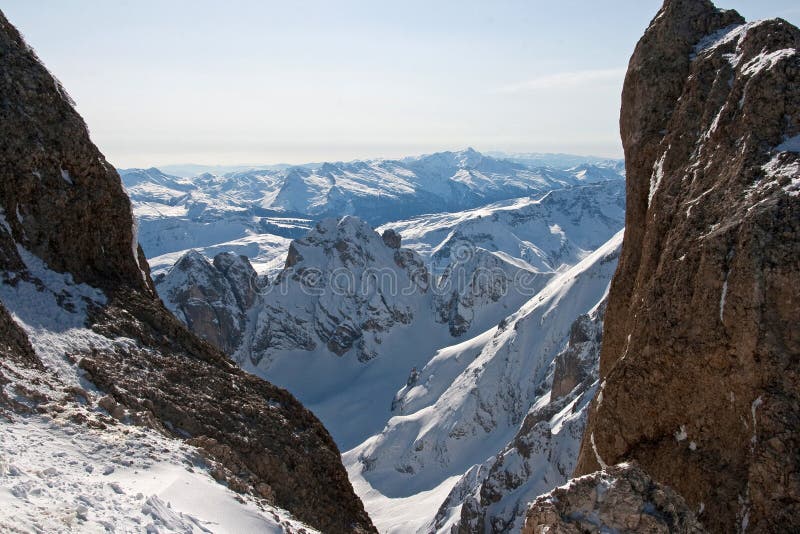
[4,1,799,167]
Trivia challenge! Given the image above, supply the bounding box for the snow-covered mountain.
[122,150,624,271]
[439,298,607,532]
[378,180,625,274]
[344,231,621,533]
[121,167,312,264]
[152,175,626,533]
[156,180,625,447]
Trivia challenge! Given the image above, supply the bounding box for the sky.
[3,1,799,168]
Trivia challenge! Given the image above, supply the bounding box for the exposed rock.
[213,251,260,309]
[574,1,800,532]
[157,250,258,354]
[522,463,705,534]
[433,246,544,337]
[0,10,375,533]
[381,228,402,249]
[551,309,602,399]
[0,13,150,292]
[80,289,374,533]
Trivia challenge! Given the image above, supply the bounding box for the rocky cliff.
[573,0,799,532]
[0,10,374,533]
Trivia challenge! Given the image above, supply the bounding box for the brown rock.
[381,228,402,249]
[574,1,800,532]
[0,12,151,292]
[522,463,705,534]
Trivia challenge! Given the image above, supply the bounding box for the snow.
[648,149,668,207]
[742,48,796,76]
[0,414,317,534]
[60,168,73,185]
[692,23,750,59]
[720,278,729,322]
[346,464,460,534]
[121,151,624,272]
[124,156,627,532]
[0,246,109,387]
[150,233,292,278]
[343,231,623,531]
[691,22,797,82]
[0,208,11,234]
[675,425,688,442]
[151,196,623,532]
[750,396,763,447]
[776,134,800,153]
[758,153,800,197]
[590,432,608,470]
[379,181,625,275]
[0,244,317,534]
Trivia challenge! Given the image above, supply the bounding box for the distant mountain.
[129,162,305,178]
[379,180,626,274]
[121,149,625,266]
[486,151,624,171]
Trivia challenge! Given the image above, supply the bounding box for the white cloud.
[496,68,626,94]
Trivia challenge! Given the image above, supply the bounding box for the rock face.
[158,250,260,354]
[0,10,374,534]
[433,246,545,337]
[574,1,800,532]
[249,216,431,364]
[522,464,705,534]
[0,14,149,292]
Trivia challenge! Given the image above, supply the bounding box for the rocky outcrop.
[522,464,705,534]
[574,1,800,532]
[433,246,545,337]
[0,10,375,534]
[550,309,603,400]
[381,228,402,249]
[157,250,259,354]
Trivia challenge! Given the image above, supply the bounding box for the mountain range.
[0,0,798,533]
[120,149,624,275]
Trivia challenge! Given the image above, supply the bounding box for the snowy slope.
[378,180,625,274]
[343,231,623,533]
[0,415,319,534]
[441,299,607,532]
[0,244,318,534]
[149,232,292,278]
[120,167,311,260]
